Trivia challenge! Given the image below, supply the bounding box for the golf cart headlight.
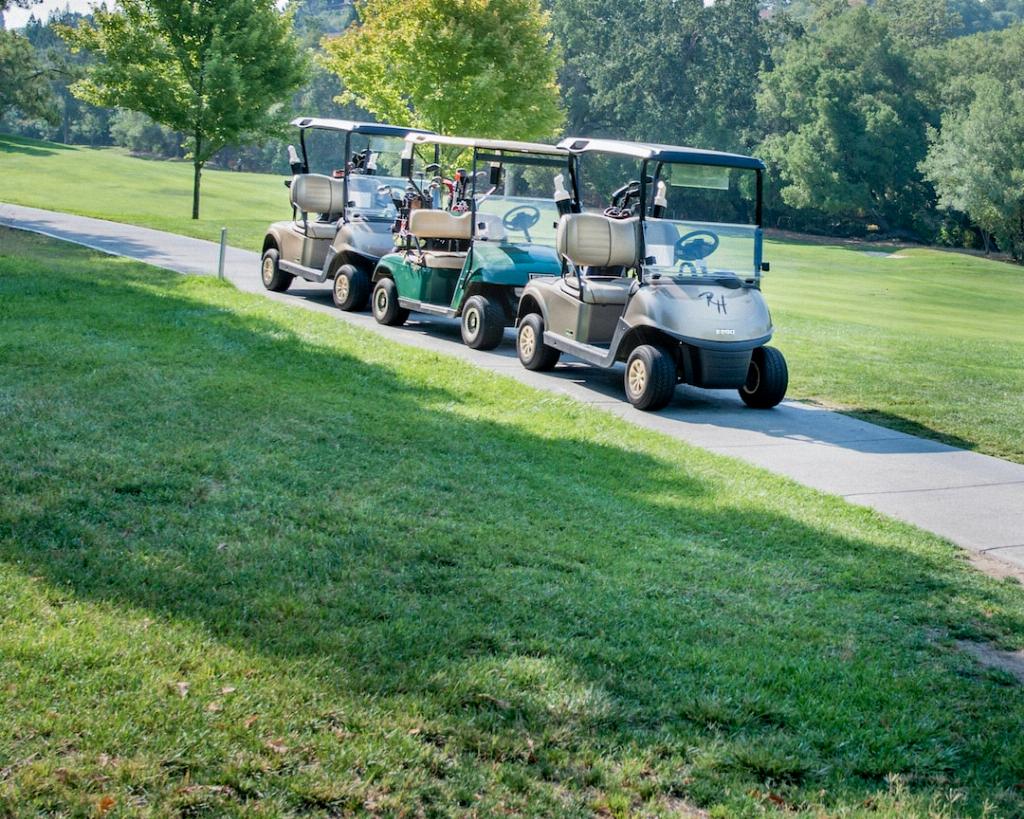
[514,287,525,298]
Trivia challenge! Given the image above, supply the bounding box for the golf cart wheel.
[517,313,560,371]
[371,278,408,326]
[332,264,370,311]
[739,346,788,409]
[261,248,293,292]
[461,295,506,350]
[624,345,677,411]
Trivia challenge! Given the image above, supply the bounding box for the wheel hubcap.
[376,289,387,313]
[262,256,274,285]
[336,274,349,302]
[743,360,761,394]
[520,324,536,359]
[628,358,647,395]
[465,308,479,338]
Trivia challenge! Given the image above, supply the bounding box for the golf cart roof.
[290,117,432,138]
[557,137,765,171]
[407,132,568,157]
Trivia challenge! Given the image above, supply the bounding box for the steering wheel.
[503,205,541,242]
[675,230,720,263]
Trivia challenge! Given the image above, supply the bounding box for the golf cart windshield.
[346,174,406,221]
[644,163,762,281]
[474,161,564,248]
[303,132,408,222]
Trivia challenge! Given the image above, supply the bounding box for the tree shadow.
[0,135,74,157]
[3,254,1024,811]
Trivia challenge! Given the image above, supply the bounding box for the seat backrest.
[408,209,473,241]
[291,174,344,215]
[556,213,638,267]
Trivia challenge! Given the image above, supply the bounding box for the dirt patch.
[956,640,1024,683]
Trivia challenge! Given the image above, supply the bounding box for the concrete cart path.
[4,202,1024,569]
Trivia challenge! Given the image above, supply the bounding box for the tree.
[550,0,768,152]
[0,29,57,124]
[921,77,1024,260]
[61,0,306,219]
[757,8,931,233]
[320,0,563,141]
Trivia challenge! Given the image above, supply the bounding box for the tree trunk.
[192,159,203,220]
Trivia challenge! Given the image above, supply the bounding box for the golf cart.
[515,137,788,411]
[370,134,573,349]
[260,117,431,309]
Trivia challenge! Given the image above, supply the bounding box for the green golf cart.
[369,134,574,349]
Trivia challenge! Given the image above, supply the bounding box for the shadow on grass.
[0,134,75,157]
[2,243,1024,810]
[841,407,979,452]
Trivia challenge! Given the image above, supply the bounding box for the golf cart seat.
[557,213,638,305]
[291,174,344,238]
[564,276,635,305]
[408,209,473,269]
[557,212,639,268]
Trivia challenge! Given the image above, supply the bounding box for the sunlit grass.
[2,229,1024,815]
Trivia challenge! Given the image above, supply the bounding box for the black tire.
[261,248,293,292]
[517,312,561,371]
[624,344,677,411]
[739,345,788,409]
[371,277,408,326]
[460,294,506,350]
[332,264,370,311]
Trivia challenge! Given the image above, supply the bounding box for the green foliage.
[921,76,1024,260]
[108,108,182,157]
[758,8,930,232]
[0,29,57,124]
[320,0,564,140]
[551,0,767,152]
[875,0,959,46]
[61,0,307,217]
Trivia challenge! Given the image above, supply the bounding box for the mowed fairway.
[0,134,286,251]
[3,229,1024,815]
[3,133,1024,463]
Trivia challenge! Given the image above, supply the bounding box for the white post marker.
[218,227,227,280]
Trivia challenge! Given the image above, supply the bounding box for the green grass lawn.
[3,228,1024,816]
[0,134,286,251]
[2,133,1023,464]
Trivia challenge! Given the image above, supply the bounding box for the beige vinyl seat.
[290,174,344,238]
[408,209,473,270]
[556,213,638,305]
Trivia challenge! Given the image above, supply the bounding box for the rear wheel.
[517,313,561,371]
[371,277,408,326]
[624,344,677,411]
[261,248,293,292]
[332,264,370,311]
[739,346,788,408]
[461,294,506,350]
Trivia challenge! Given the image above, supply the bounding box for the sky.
[3,0,96,28]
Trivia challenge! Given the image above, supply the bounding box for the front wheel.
[461,295,506,350]
[624,344,677,411]
[517,313,560,371]
[261,248,293,292]
[371,277,408,326]
[332,264,370,311]
[739,346,788,409]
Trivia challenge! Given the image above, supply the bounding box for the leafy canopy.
[62,0,306,217]
[0,30,57,125]
[757,8,930,230]
[921,76,1024,260]
[320,0,563,140]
